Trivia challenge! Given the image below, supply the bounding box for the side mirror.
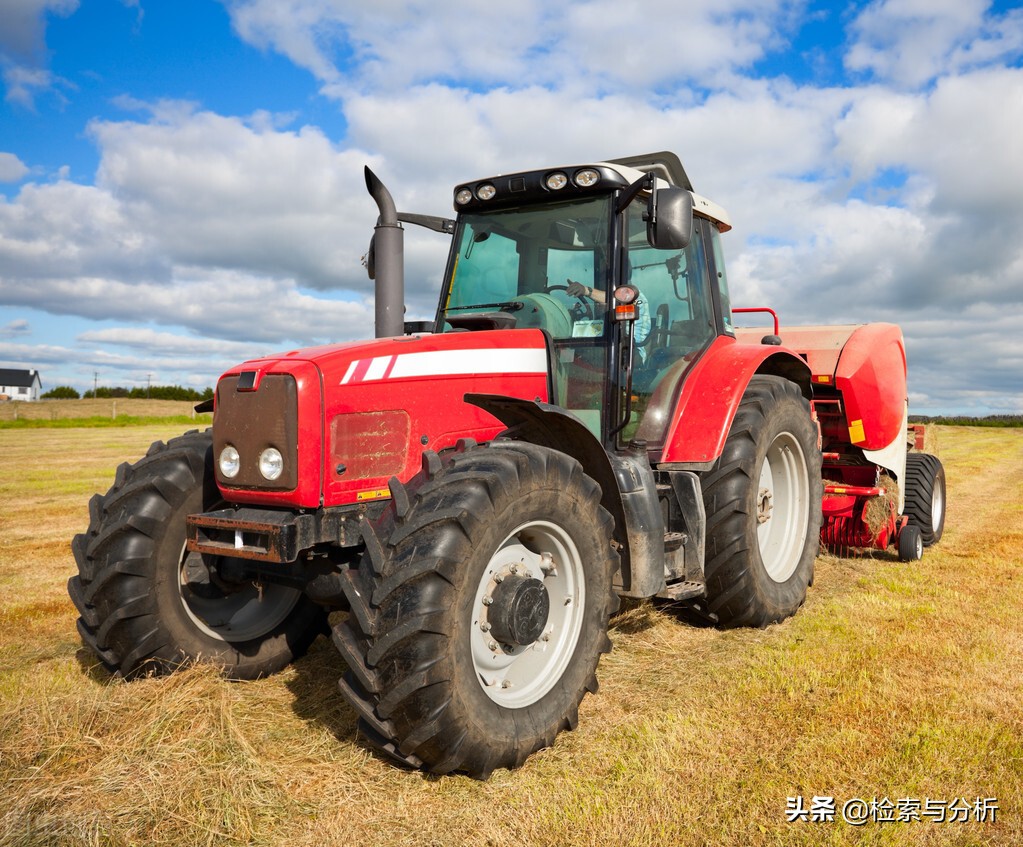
[648,188,693,250]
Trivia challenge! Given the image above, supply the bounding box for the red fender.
[656,335,811,465]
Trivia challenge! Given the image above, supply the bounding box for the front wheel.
[700,376,823,627]
[333,440,619,777]
[69,430,328,679]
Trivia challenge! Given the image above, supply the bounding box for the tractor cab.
[434,154,734,448]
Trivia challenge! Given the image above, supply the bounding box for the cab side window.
[626,206,718,446]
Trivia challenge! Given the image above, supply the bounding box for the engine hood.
[220,329,551,389]
[214,329,552,509]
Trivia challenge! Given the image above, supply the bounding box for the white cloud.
[1,63,74,108]
[0,337,234,390]
[0,318,31,336]
[0,0,79,59]
[89,104,380,290]
[0,0,79,107]
[0,151,29,182]
[225,0,805,98]
[77,327,269,358]
[1,270,373,345]
[0,177,161,281]
[845,0,1023,87]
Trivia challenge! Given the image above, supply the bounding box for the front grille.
[213,374,299,490]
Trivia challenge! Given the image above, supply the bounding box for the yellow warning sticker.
[356,488,391,502]
[848,419,866,444]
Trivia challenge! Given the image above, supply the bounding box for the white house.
[0,368,42,401]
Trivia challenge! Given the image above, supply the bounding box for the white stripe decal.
[365,355,393,381]
[340,361,359,384]
[340,347,548,384]
[389,348,547,379]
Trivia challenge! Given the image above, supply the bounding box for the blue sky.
[1,0,1022,413]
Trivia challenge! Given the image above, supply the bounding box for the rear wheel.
[69,430,328,679]
[333,440,619,777]
[700,376,823,627]
[903,453,945,546]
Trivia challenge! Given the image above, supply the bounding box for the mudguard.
[656,335,812,466]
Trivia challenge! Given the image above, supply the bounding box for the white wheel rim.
[931,477,944,534]
[178,544,302,642]
[471,520,585,708]
[756,431,810,583]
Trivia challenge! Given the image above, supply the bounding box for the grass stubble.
[0,425,1019,846]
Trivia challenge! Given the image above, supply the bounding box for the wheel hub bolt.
[540,552,557,576]
[482,595,493,606]
[480,621,491,632]
[488,640,499,651]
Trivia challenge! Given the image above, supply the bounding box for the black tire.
[903,453,945,547]
[333,439,619,778]
[700,376,823,627]
[69,429,328,680]
[898,524,923,562]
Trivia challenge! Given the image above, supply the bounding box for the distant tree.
[914,414,1023,428]
[41,385,80,399]
[82,384,215,401]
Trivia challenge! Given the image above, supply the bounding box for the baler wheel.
[332,440,619,778]
[903,453,946,546]
[898,524,924,562]
[68,429,328,679]
[700,376,823,627]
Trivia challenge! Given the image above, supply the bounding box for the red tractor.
[70,152,946,777]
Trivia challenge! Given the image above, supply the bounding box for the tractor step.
[656,580,706,601]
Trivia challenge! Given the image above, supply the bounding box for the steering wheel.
[545,284,594,321]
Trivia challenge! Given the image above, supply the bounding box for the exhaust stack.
[365,167,404,338]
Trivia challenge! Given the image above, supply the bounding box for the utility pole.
[93,372,98,399]
[147,373,152,399]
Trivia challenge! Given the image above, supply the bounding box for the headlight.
[455,188,473,205]
[575,168,600,187]
[258,447,284,481]
[219,445,240,479]
[476,183,497,200]
[546,172,568,190]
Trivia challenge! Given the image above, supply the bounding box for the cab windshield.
[439,195,614,436]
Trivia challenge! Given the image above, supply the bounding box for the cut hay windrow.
[863,473,900,537]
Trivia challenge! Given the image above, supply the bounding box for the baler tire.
[332,440,619,778]
[69,429,328,680]
[903,453,945,547]
[700,376,823,628]
[898,524,924,562]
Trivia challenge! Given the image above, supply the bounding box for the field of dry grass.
[0,425,1019,846]
[0,398,207,422]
